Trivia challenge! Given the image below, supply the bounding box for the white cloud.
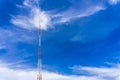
[52,5,105,24]
[109,0,120,5]
[0,61,103,80]
[0,28,35,46]
[0,28,37,62]
[10,0,120,31]
[71,64,120,80]
[1,61,120,80]
[11,0,51,30]
[11,0,106,30]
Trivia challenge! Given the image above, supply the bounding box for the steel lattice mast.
[37,24,42,80]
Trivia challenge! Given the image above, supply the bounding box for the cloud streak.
[52,5,105,24]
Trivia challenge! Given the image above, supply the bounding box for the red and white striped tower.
[37,24,42,80]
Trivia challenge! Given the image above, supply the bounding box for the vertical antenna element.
[37,24,42,80]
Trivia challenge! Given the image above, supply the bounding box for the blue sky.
[1,0,120,80]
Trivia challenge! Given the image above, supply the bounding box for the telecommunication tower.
[37,24,42,80]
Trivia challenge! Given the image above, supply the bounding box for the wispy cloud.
[2,61,120,80]
[0,61,103,80]
[10,0,120,31]
[0,28,35,47]
[0,28,37,63]
[109,0,120,5]
[11,0,51,30]
[71,64,120,80]
[52,5,105,24]
[11,0,106,30]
